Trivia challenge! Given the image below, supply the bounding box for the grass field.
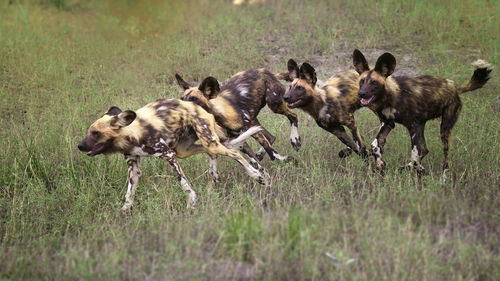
[0,0,498,280]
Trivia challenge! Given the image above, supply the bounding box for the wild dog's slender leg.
[240,142,270,179]
[253,118,276,161]
[401,124,429,174]
[440,103,461,170]
[265,80,301,150]
[161,150,197,210]
[121,155,141,212]
[327,125,362,157]
[208,154,219,183]
[338,119,368,158]
[371,121,395,171]
[251,131,294,163]
[192,114,270,186]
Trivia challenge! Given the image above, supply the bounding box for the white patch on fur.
[411,145,419,163]
[272,152,288,161]
[319,106,330,123]
[371,139,381,158]
[180,178,196,208]
[225,126,263,149]
[157,106,168,111]
[290,124,299,143]
[382,107,396,119]
[472,59,492,70]
[209,157,218,178]
[237,84,249,96]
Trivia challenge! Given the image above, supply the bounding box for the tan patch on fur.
[211,98,243,130]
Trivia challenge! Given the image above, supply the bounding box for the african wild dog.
[77,98,270,212]
[175,68,300,165]
[352,49,492,173]
[281,59,368,158]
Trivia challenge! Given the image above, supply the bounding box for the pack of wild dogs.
[77,50,492,212]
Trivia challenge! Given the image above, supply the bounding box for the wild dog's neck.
[113,121,143,152]
[372,76,400,113]
[302,85,326,120]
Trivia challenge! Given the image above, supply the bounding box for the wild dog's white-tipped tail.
[471,59,492,70]
[224,126,263,149]
[458,59,493,94]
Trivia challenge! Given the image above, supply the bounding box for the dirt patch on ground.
[262,38,422,80]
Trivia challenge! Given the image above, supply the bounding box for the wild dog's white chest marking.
[318,106,331,125]
[382,107,396,119]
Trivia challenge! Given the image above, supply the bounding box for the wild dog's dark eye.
[359,78,365,84]
[189,96,198,102]
[295,85,304,90]
[369,80,377,85]
[91,131,101,138]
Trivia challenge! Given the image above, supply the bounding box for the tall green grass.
[0,0,498,280]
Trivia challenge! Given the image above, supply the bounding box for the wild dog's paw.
[338,147,353,158]
[290,136,302,151]
[255,149,266,161]
[120,203,132,214]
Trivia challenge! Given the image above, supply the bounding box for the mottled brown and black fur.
[78,98,270,211]
[282,59,368,158]
[353,49,492,173]
[176,68,300,164]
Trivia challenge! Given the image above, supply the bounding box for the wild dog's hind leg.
[193,117,270,186]
[240,142,270,179]
[161,150,197,210]
[265,81,301,150]
[440,103,461,170]
[252,130,295,163]
[252,118,276,161]
[338,118,368,158]
[121,155,142,212]
[401,124,429,174]
[327,125,363,158]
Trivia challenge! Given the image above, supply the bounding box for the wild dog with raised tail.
[176,68,300,164]
[281,59,368,158]
[77,98,270,212]
[353,49,492,173]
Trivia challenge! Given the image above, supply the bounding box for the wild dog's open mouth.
[360,96,375,106]
[86,143,107,156]
[287,99,304,108]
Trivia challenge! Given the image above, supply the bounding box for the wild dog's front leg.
[121,155,141,212]
[371,121,395,171]
[161,150,197,210]
[265,85,301,151]
[208,154,219,184]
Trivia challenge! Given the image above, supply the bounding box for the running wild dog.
[352,49,492,173]
[176,69,300,164]
[281,59,369,158]
[77,99,270,211]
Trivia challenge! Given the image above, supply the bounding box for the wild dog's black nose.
[358,91,368,98]
[77,143,85,151]
[283,95,291,103]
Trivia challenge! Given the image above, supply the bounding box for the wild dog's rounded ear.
[374,53,396,77]
[175,73,191,91]
[106,106,122,116]
[111,110,136,128]
[288,59,300,80]
[353,49,369,74]
[198,76,220,99]
[299,62,317,86]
